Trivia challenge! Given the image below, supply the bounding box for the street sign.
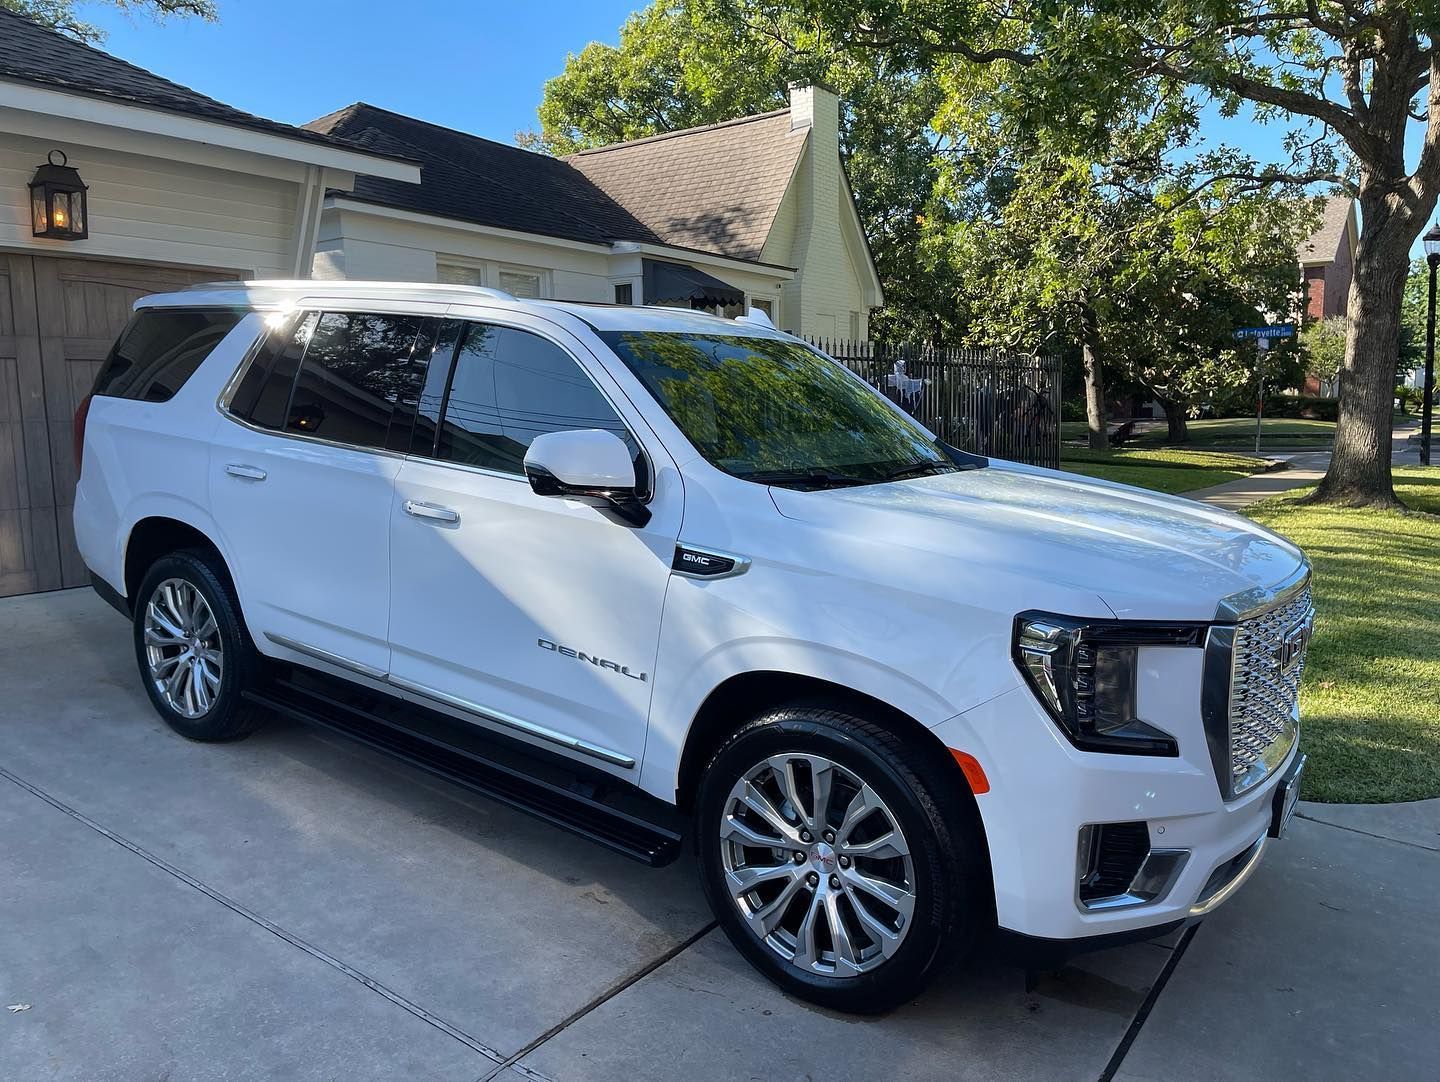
[1234,324,1295,340]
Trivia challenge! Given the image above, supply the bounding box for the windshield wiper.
[737,468,869,490]
[878,461,958,482]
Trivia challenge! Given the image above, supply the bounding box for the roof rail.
[179,279,517,302]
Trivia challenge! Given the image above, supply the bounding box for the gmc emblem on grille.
[1274,617,1313,672]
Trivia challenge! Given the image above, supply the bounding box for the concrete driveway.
[1,589,1435,1081]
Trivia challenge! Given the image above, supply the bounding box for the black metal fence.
[807,338,1063,469]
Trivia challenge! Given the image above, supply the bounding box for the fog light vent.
[1077,823,1189,911]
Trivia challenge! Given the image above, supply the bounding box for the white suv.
[74,281,1311,1012]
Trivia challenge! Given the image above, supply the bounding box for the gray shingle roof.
[1299,197,1355,264]
[566,110,806,262]
[0,9,406,162]
[306,103,661,247]
[306,102,807,264]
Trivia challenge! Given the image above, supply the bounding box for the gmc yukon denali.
[73,281,1311,1012]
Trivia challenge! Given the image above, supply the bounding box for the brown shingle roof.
[566,110,807,262]
[1299,197,1354,265]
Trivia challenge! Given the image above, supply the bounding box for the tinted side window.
[230,312,315,428]
[284,312,428,450]
[93,308,245,403]
[436,324,633,475]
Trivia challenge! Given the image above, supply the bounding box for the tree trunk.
[1309,189,1410,507]
[1157,394,1189,444]
[1080,305,1109,450]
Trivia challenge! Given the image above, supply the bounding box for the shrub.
[1265,395,1338,421]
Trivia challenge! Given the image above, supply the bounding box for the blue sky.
[74,0,640,142]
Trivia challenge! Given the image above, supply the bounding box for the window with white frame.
[498,268,544,298]
[437,262,484,287]
[751,298,774,318]
[849,311,861,340]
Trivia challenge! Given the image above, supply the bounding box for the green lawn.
[1245,467,1440,803]
[1061,417,1335,448]
[1061,446,1274,494]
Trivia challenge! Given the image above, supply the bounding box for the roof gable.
[0,9,394,161]
[565,110,807,262]
[306,103,661,247]
[1299,197,1355,265]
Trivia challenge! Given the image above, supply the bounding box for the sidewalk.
[1187,450,1331,510]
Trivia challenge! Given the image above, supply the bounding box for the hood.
[768,461,1307,622]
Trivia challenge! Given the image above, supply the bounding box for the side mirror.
[523,429,651,527]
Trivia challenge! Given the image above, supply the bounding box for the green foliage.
[1,0,215,42]
[1301,316,1349,383]
[1400,259,1430,377]
[1264,395,1340,421]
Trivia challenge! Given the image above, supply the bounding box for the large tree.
[796,0,1438,504]
[2,0,214,42]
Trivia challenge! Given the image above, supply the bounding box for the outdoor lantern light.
[29,150,88,240]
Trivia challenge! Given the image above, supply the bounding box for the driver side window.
[426,321,638,476]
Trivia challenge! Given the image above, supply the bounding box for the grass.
[1244,467,1440,803]
[1061,417,1335,448]
[1060,446,1275,494]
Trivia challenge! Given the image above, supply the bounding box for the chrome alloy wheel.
[143,578,223,719]
[719,753,917,977]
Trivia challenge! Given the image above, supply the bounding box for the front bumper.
[934,675,1298,942]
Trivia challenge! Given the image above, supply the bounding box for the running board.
[243,674,684,867]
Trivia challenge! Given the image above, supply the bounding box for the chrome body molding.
[1213,561,1312,623]
[386,674,637,769]
[1190,834,1268,916]
[1075,844,1191,912]
[261,634,635,769]
[263,632,388,682]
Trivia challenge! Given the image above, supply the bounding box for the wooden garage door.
[0,255,238,598]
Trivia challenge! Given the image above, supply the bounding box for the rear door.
[209,308,439,677]
[385,310,682,772]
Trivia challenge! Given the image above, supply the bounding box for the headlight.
[1013,612,1203,756]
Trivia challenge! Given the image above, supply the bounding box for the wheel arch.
[123,513,237,604]
[672,670,974,816]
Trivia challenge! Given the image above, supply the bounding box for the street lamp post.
[1423,224,1440,466]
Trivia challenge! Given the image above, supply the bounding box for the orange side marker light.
[949,748,990,795]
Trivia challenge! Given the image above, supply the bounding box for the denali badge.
[537,638,648,682]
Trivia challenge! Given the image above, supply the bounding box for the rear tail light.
[73,393,93,477]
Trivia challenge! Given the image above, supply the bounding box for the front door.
[386,312,680,772]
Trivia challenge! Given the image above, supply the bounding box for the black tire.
[132,549,268,742]
[696,705,987,1013]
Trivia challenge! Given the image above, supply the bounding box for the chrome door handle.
[225,463,267,481]
[403,500,460,524]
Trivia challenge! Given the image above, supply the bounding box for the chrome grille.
[1228,583,1313,796]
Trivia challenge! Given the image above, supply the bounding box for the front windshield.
[598,330,957,489]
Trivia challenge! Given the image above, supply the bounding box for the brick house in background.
[1299,197,1358,395]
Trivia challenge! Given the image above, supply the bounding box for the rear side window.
[93,308,245,403]
[283,312,430,450]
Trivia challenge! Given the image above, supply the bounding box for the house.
[1299,197,1357,322]
[0,11,419,598]
[303,84,883,338]
[1296,197,1357,395]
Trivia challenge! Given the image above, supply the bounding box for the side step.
[243,672,684,867]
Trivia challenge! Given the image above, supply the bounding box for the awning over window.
[642,258,744,309]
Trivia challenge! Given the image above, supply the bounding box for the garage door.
[0,255,237,598]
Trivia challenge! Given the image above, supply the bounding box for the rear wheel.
[696,705,986,1013]
[133,550,268,742]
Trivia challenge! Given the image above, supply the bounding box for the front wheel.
[696,706,986,1013]
[133,550,268,742]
